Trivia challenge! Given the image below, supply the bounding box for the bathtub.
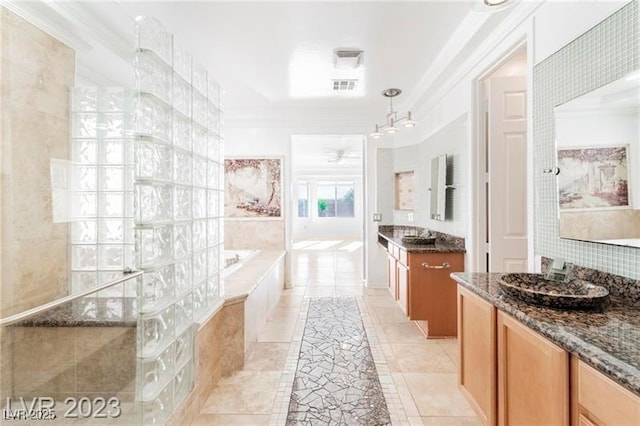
[223,250,259,277]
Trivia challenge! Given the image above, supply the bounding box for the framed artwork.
[224,157,282,218]
[557,145,630,211]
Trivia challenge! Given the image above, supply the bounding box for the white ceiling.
[2,0,536,175]
[6,1,526,127]
[291,134,364,174]
[115,1,475,110]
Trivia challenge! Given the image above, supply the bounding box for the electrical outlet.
[408,213,414,222]
[373,213,382,222]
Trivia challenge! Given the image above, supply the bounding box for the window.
[317,181,355,217]
[297,182,309,217]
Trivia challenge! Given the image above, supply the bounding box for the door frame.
[287,134,367,287]
[472,38,534,273]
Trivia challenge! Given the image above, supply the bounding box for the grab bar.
[0,270,143,327]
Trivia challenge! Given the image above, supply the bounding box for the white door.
[487,76,528,272]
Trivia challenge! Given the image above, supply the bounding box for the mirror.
[554,69,640,248]
[430,154,447,221]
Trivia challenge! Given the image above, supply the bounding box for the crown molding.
[407,1,544,122]
[2,1,132,62]
[2,1,93,51]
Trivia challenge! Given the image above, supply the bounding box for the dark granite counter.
[14,297,137,327]
[452,272,640,396]
[378,225,466,253]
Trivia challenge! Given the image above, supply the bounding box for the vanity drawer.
[572,358,640,425]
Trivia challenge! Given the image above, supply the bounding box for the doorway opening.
[290,135,365,296]
[475,43,531,273]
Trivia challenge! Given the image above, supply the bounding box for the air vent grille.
[332,79,358,91]
[333,49,364,69]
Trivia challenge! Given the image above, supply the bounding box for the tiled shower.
[1,14,224,425]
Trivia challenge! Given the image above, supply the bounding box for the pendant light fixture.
[369,88,416,139]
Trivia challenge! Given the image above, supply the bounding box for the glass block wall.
[70,87,136,297]
[133,16,224,424]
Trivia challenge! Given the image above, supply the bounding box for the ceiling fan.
[327,149,361,164]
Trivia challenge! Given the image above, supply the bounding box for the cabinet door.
[571,357,640,426]
[498,311,569,426]
[408,252,463,335]
[458,286,497,426]
[397,262,409,316]
[387,253,398,300]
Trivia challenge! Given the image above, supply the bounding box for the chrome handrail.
[0,270,143,327]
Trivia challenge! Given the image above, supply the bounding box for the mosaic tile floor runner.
[286,297,391,425]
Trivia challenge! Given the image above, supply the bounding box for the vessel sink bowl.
[401,236,436,245]
[496,273,609,310]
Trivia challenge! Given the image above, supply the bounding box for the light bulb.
[403,112,416,128]
[385,119,397,134]
[370,125,383,139]
[483,0,510,5]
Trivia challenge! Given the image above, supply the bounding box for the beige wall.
[559,210,640,241]
[0,7,75,317]
[225,220,285,250]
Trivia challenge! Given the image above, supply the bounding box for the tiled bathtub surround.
[287,297,391,425]
[452,273,640,396]
[533,0,640,279]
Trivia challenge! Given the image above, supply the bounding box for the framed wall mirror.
[554,69,640,248]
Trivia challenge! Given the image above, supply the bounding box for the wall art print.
[557,145,630,211]
[225,158,282,218]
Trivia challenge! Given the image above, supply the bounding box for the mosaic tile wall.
[533,0,640,280]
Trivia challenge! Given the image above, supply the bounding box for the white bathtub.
[223,250,259,277]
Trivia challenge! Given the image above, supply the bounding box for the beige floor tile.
[373,305,410,323]
[257,319,296,342]
[277,293,305,307]
[402,373,476,417]
[304,287,336,297]
[268,306,300,322]
[284,286,307,295]
[244,342,289,372]
[381,323,428,344]
[421,416,482,425]
[191,414,271,425]
[363,294,397,308]
[306,279,336,287]
[335,286,364,296]
[438,339,458,366]
[201,371,281,415]
[390,343,457,373]
[364,288,393,296]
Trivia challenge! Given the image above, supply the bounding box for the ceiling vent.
[332,79,358,91]
[334,49,364,69]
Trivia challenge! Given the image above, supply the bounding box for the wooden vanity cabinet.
[384,241,463,337]
[571,357,640,425]
[409,251,463,337]
[457,286,497,426]
[497,311,570,426]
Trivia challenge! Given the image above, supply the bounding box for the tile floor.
[193,240,479,425]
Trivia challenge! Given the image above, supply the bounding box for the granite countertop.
[378,226,466,253]
[13,297,138,327]
[452,272,640,396]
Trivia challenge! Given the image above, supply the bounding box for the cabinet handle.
[421,262,451,269]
